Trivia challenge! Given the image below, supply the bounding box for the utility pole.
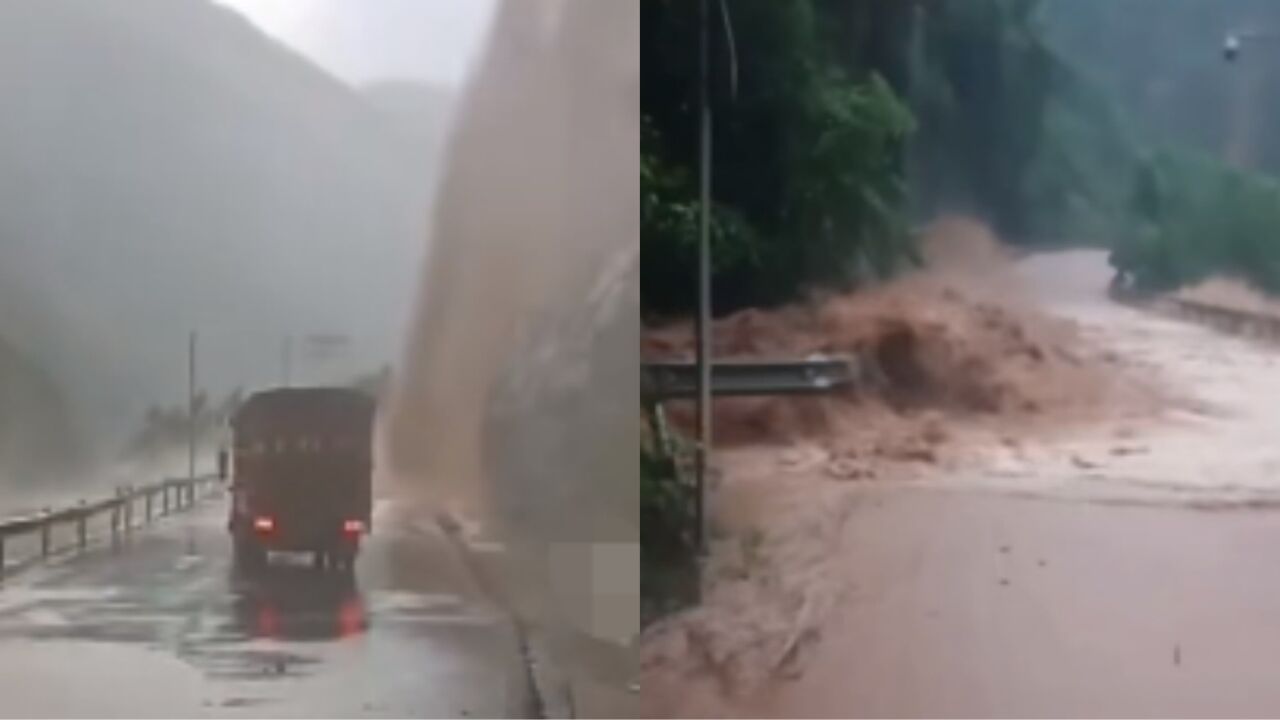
[694,0,713,556]
[188,331,196,481]
[1221,30,1277,170]
[281,335,293,387]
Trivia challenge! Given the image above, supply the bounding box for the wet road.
[760,487,1280,718]
[0,494,529,718]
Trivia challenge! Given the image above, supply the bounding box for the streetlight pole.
[281,335,293,387]
[1221,30,1280,169]
[694,0,713,556]
[188,331,196,481]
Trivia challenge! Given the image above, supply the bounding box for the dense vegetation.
[641,0,1146,318]
[1112,151,1280,294]
[1047,0,1280,296]
[641,0,915,315]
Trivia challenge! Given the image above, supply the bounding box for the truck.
[227,386,375,571]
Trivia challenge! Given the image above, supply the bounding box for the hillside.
[363,80,455,171]
[0,0,440,456]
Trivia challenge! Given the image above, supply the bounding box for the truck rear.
[228,386,375,571]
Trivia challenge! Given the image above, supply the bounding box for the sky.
[209,0,497,87]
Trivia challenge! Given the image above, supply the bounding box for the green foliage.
[640,421,697,623]
[908,0,1057,239]
[1111,150,1280,293]
[641,0,916,316]
[640,0,1139,315]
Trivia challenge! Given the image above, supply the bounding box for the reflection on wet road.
[0,498,528,718]
[228,564,366,642]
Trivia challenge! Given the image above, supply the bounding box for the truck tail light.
[342,519,365,535]
[253,516,275,533]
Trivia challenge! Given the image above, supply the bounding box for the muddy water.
[985,249,1280,506]
[381,0,638,674]
[644,247,1280,717]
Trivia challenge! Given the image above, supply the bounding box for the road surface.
[759,487,1280,718]
[0,493,531,718]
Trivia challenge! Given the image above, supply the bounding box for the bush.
[640,419,698,624]
[1111,150,1280,294]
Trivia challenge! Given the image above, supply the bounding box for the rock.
[921,416,949,445]
[1071,455,1099,470]
[826,458,869,481]
[896,446,937,464]
[781,448,808,467]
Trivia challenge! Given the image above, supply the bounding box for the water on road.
[645,249,1280,717]
[0,495,528,718]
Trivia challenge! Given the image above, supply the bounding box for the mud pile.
[644,218,1129,454]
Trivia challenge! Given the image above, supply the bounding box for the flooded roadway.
[656,249,1280,718]
[0,495,529,718]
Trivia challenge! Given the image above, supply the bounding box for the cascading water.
[381,0,638,688]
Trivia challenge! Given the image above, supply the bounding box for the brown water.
[643,247,1280,716]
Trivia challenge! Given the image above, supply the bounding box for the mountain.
[0,0,442,460]
[363,80,456,171]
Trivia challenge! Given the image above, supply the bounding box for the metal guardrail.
[1165,298,1280,341]
[0,473,224,576]
[640,356,860,402]
[641,355,861,561]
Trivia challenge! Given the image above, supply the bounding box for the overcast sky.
[209,0,497,87]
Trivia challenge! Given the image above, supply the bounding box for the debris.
[999,545,1010,554]
[781,449,809,467]
[1174,644,1181,666]
[825,458,869,481]
[1071,455,1099,470]
[921,414,950,445]
[998,578,1010,586]
[890,445,937,464]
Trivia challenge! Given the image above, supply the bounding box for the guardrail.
[641,356,860,402]
[641,356,862,561]
[0,473,224,577]
[1108,283,1280,342]
[1164,298,1280,341]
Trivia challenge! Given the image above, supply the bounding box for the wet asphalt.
[0,492,529,718]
